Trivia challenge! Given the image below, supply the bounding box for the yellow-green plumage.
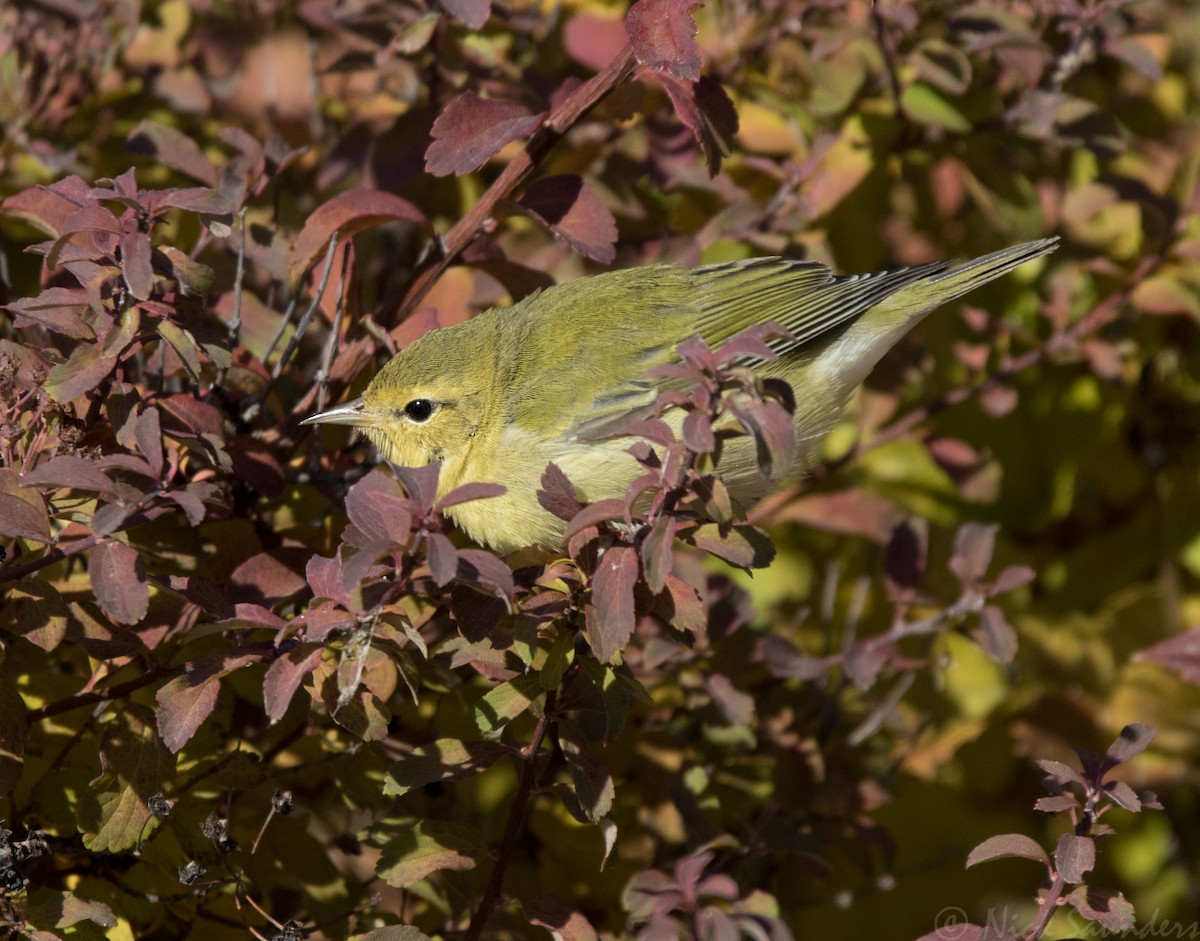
[305,238,1057,552]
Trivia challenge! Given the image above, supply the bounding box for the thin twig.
[464,690,557,941]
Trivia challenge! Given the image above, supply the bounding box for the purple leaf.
[974,605,1017,664]
[965,833,1050,869]
[425,532,459,587]
[657,574,706,635]
[912,929,985,941]
[1105,723,1155,765]
[521,896,599,941]
[1102,780,1141,812]
[263,643,325,722]
[288,189,427,284]
[131,408,164,477]
[1054,833,1095,883]
[538,463,584,522]
[990,565,1035,595]
[885,518,928,596]
[949,522,997,584]
[436,481,506,512]
[564,499,628,544]
[126,121,220,186]
[1035,759,1086,788]
[346,470,412,547]
[4,289,93,340]
[438,0,491,29]
[89,541,149,626]
[641,516,676,594]
[155,672,220,753]
[425,92,544,177]
[0,494,51,543]
[651,72,739,175]
[626,0,702,81]
[1034,794,1080,813]
[120,230,154,300]
[1135,629,1200,684]
[1063,885,1135,934]
[517,175,617,264]
[23,455,115,496]
[587,546,639,663]
[681,409,715,453]
[393,463,441,513]
[727,397,795,480]
[456,548,516,600]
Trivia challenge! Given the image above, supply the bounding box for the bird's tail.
[819,236,1060,389]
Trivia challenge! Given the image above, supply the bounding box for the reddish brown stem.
[379,47,636,329]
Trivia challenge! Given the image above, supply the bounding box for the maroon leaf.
[1054,833,1095,883]
[657,574,706,635]
[587,546,639,663]
[3,287,94,339]
[456,549,515,600]
[641,516,677,594]
[23,455,115,496]
[288,189,427,283]
[521,896,599,941]
[652,72,740,175]
[990,565,1035,595]
[1105,722,1155,764]
[1035,759,1086,788]
[263,643,325,722]
[885,518,928,596]
[131,408,164,477]
[88,541,149,626]
[436,481,506,512]
[155,672,220,753]
[120,230,155,300]
[394,463,441,513]
[564,499,628,544]
[727,397,795,480]
[346,470,412,547]
[626,0,702,81]
[1135,628,1200,684]
[1063,885,1135,933]
[0,494,52,543]
[307,554,354,608]
[516,175,617,264]
[538,463,584,522]
[425,532,459,587]
[227,551,308,606]
[949,522,997,584]
[1034,794,1080,813]
[126,121,220,186]
[974,605,1017,664]
[681,409,715,453]
[0,184,78,236]
[438,0,490,29]
[1102,780,1141,812]
[965,833,1050,868]
[425,91,544,177]
[563,10,629,71]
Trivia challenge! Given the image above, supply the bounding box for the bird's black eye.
[403,399,435,422]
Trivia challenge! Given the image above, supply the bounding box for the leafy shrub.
[0,0,1197,939]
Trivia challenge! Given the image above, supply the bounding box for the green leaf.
[474,673,543,734]
[901,82,973,133]
[373,818,485,888]
[77,707,175,852]
[383,739,510,797]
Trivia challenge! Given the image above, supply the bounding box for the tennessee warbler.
[304,238,1058,552]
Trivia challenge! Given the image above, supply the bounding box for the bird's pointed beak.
[301,397,371,427]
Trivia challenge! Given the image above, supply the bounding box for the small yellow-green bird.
[305,238,1058,553]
